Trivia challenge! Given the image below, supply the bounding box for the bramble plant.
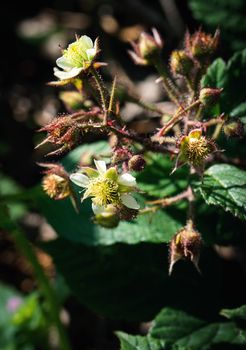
[35,29,246,349]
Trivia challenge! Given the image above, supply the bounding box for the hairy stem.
[157,99,200,136]
[90,67,108,124]
[155,59,181,106]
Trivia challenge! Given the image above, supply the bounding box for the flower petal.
[118,173,137,187]
[70,173,89,187]
[54,67,83,80]
[56,56,74,70]
[121,194,140,210]
[94,160,107,175]
[92,203,105,215]
[79,35,93,49]
[86,48,96,61]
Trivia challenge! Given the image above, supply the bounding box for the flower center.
[88,178,120,206]
[186,137,210,165]
[63,41,87,67]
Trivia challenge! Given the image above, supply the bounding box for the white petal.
[56,56,74,70]
[54,67,83,80]
[94,160,107,175]
[79,35,93,49]
[92,203,105,215]
[86,48,96,61]
[121,194,140,210]
[70,173,89,187]
[118,173,137,187]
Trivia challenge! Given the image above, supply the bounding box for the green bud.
[170,50,193,76]
[223,118,244,138]
[199,88,222,106]
[128,155,146,172]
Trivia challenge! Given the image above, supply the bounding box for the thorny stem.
[184,76,194,95]
[108,76,117,114]
[141,186,194,213]
[107,124,178,155]
[187,115,224,128]
[155,59,181,106]
[130,97,164,115]
[157,99,200,137]
[90,67,108,124]
[212,123,223,140]
[187,185,195,221]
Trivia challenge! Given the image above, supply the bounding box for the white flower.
[54,35,98,81]
[70,160,140,214]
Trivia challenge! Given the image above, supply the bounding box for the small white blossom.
[70,160,140,214]
[54,35,98,81]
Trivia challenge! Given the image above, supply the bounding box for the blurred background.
[0,0,246,349]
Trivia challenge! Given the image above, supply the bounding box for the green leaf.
[202,49,246,114]
[188,0,246,51]
[150,308,206,341]
[61,141,111,172]
[39,194,182,245]
[43,238,224,321]
[150,308,246,349]
[117,307,246,350]
[0,173,27,220]
[149,308,246,350]
[197,164,246,220]
[137,154,188,198]
[221,305,246,321]
[116,332,166,350]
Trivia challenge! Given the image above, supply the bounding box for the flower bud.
[93,205,120,228]
[128,155,146,172]
[199,88,222,106]
[42,174,70,200]
[186,30,219,60]
[223,118,244,138]
[170,50,193,76]
[138,32,161,60]
[37,116,82,155]
[169,220,202,275]
[128,28,163,65]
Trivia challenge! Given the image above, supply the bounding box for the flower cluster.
[37,28,243,273]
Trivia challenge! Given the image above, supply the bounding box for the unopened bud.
[94,205,120,228]
[199,88,222,106]
[128,28,163,65]
[223,118,244,138]
[138,32,161,60]
[170,50,193,76]
[42,174,70,200]
[128,155,146,172]
[169,220,202,275]
[186,30,219,60]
